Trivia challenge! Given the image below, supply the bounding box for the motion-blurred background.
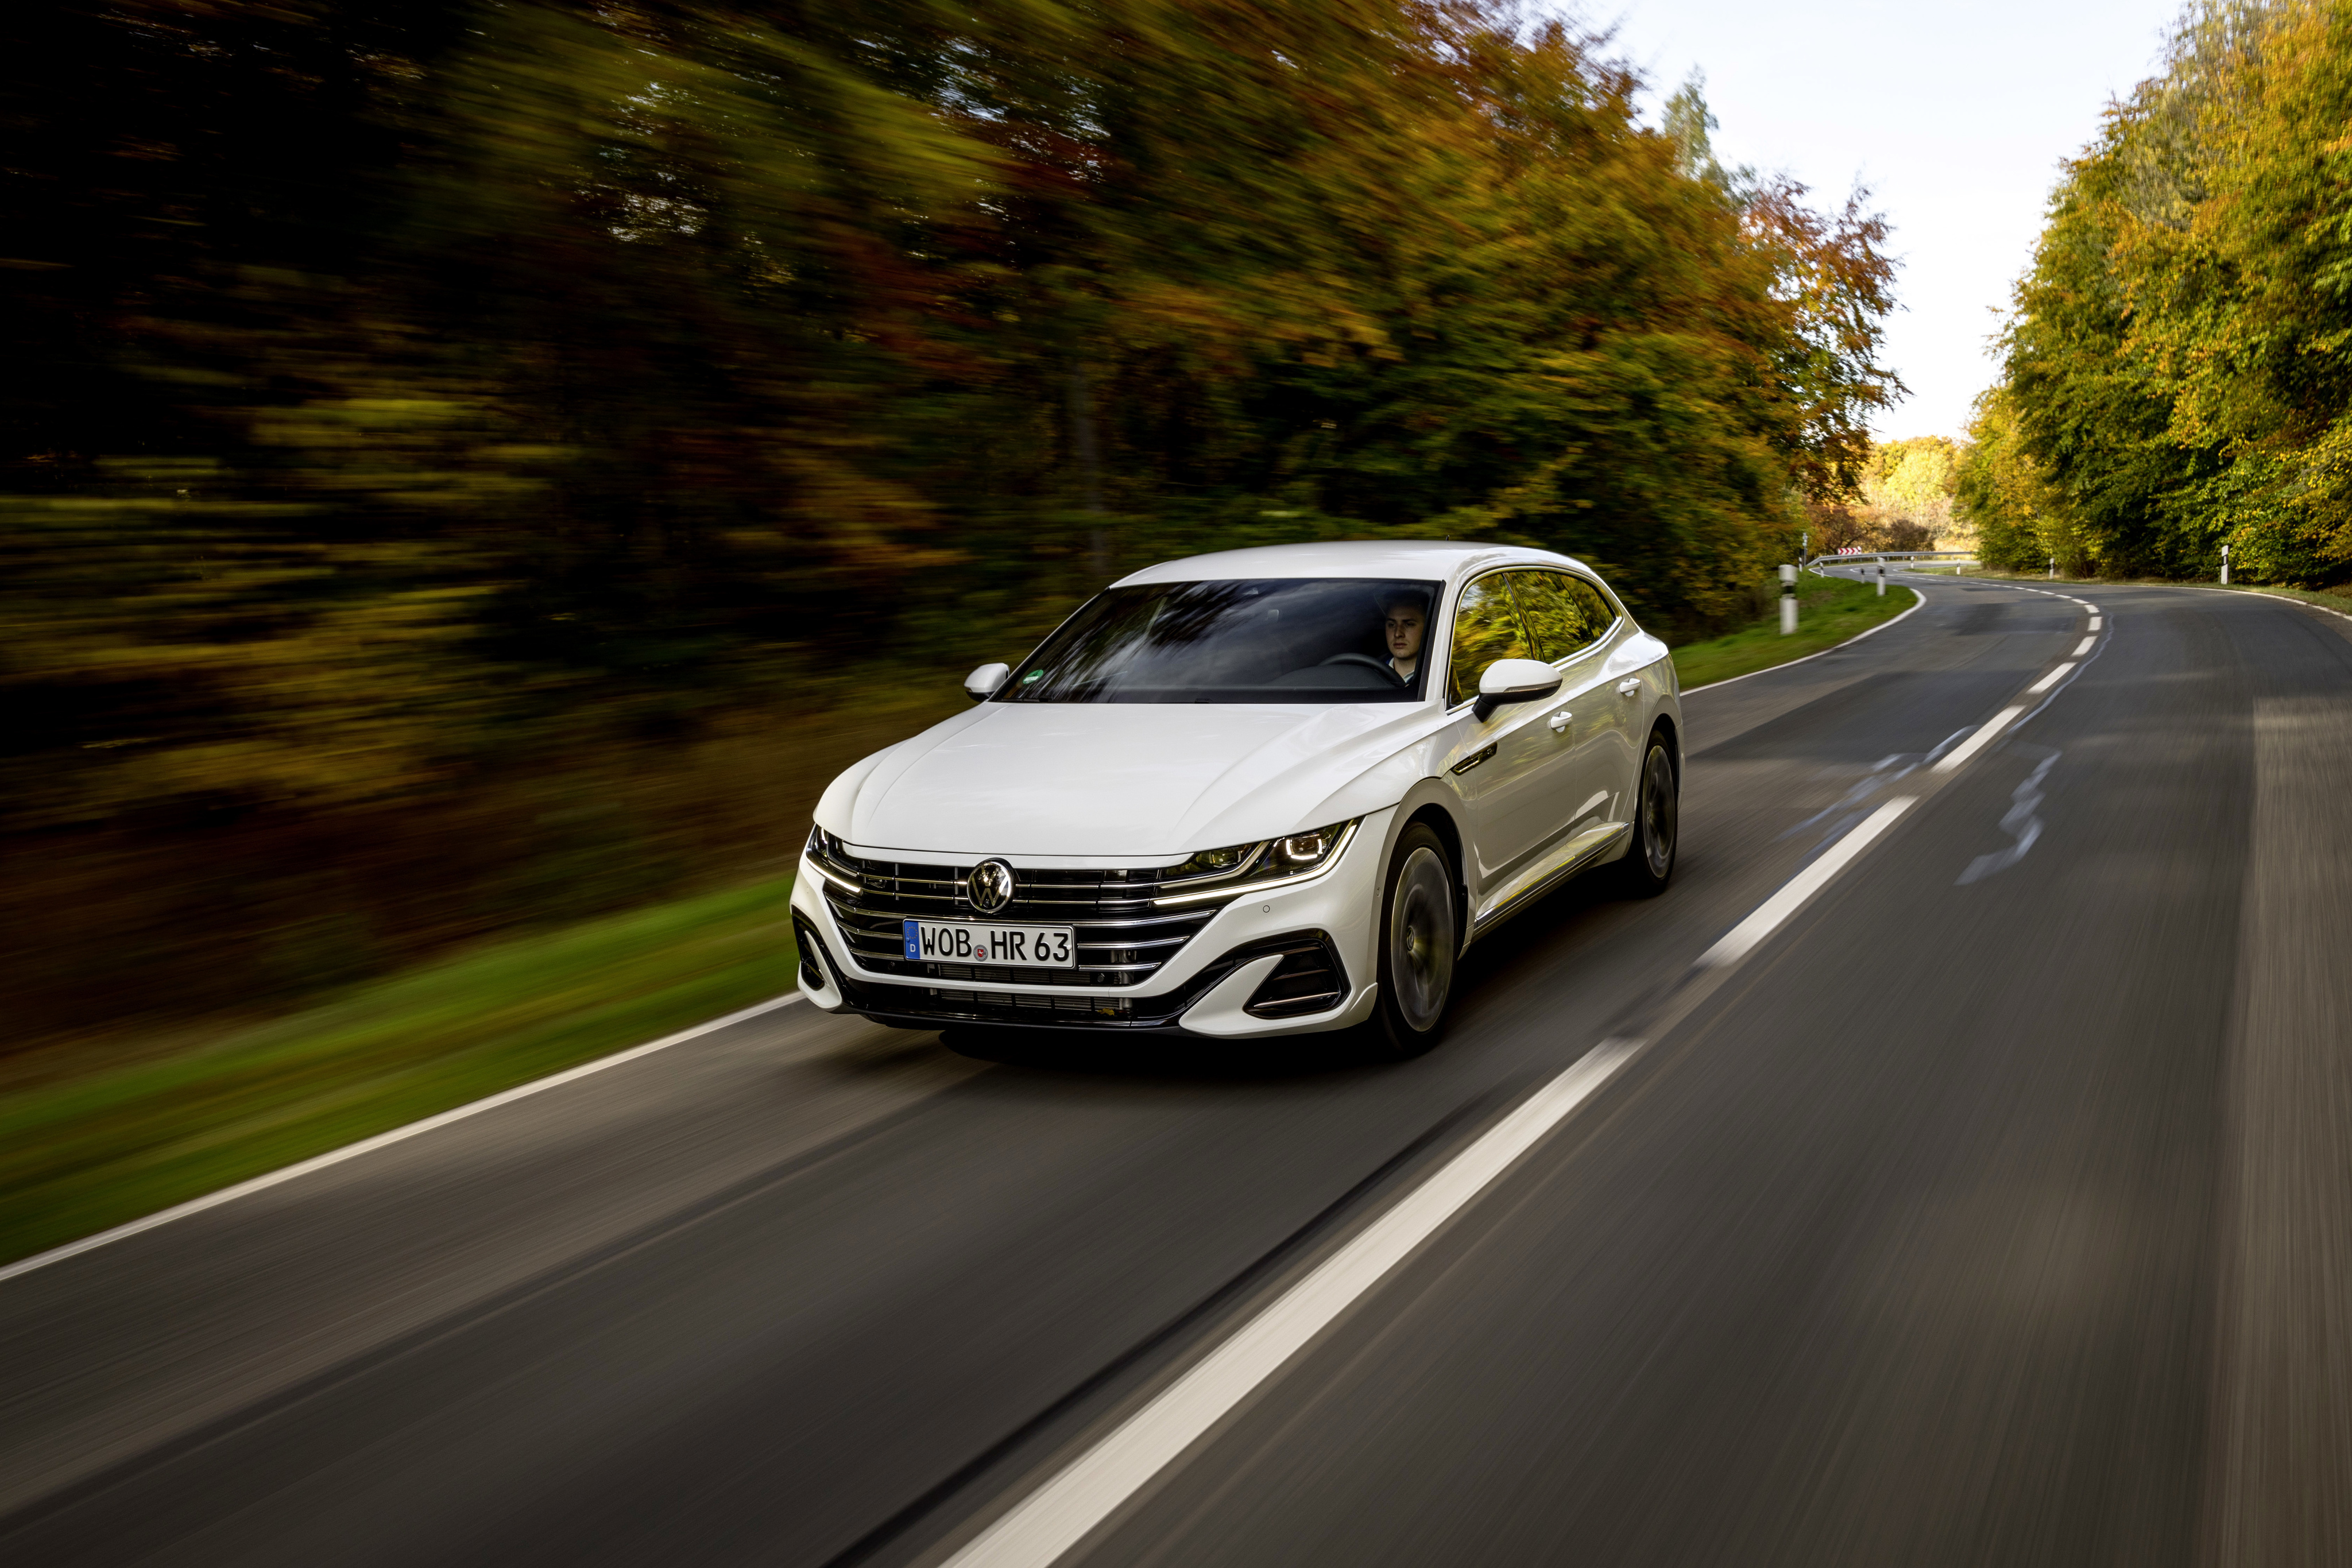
[4,0,1909,1050]
[6,0,2346,1078]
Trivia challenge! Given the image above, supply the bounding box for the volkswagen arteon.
[792,540,1681,1056]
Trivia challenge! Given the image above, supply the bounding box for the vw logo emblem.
[967,858,1016,913]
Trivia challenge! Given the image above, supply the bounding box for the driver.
[1380,591,1428,685]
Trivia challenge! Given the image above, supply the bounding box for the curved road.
[5,575,2350,1566]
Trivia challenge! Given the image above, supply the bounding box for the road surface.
[5,575,2350,1567]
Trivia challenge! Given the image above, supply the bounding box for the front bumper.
[789,807,1394,1037]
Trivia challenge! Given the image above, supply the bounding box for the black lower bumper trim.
[811,924,1354,1033]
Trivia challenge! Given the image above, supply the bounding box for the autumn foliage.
[2,0,1898,1037]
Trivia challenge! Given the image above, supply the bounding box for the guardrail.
[1804,549,1975,567]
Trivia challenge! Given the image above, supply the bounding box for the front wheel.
[1615,732,1679,897]
[1370,822,1457,1059]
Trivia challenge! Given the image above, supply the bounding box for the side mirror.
[965,662,1010,702]
[1473,658,1561,722]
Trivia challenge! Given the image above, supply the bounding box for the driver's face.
[1384,606,1425,660]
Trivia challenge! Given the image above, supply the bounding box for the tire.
[1369,822,1459,1059]
[1615,730,1679,897]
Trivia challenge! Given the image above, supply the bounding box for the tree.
[1,0,1909,1036]
[1979,0,2352,586]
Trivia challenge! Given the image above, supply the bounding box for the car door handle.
[1616,679,1642,697]
[1548,710,1571,734]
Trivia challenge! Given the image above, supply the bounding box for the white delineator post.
[1876,562,1886,596]
[2048,554,2057,579]
[1780,562,1798,635]
[2221,543,2231,584]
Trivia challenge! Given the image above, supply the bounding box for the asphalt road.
[5,576,2350,1567]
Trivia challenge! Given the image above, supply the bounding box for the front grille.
[812,842,1237,989]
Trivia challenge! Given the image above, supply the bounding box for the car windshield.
[1001,578,1442,704]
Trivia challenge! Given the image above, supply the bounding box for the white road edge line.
[0,990,807,1287]
[2088,617,2102,630]
[2182,583,2352,624]
[1680,587,1927,695]
[940,1037,1646,1568]
[1694,797,1915,969]
[1933,704,2029,775]
[2024,662,2075,695]
[2072,637,2096,656]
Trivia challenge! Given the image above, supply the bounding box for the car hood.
[823,702,1438,860]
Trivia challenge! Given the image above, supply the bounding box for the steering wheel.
[1318,652,1405,685]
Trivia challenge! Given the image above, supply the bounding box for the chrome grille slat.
[826,903,1213,935]
[819,845,1236,986]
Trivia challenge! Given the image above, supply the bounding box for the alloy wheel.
[1389,845,1456,1033]
[1641,743,1678,880]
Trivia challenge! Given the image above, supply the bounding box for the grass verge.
[0,874,799,1269]
[1673,571,1920,691]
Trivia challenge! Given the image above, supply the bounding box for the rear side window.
[1446,574,1533,706]
[1508,570,1618,663]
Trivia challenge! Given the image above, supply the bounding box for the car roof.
[1113,539,1593,586]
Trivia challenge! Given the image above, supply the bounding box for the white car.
[792,540,1681,1056]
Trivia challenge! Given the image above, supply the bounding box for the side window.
[1508,570,1618,663]
[1566,575,1619,637]
[1446,574,1531,706]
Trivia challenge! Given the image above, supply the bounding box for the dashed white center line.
[1933,704,2029,773]
[939,1037,1646,1568]
[2074,636,2095,656]
[1696,797,1916,967]
[945,570,2121,1568]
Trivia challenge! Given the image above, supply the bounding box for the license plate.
[902,919,1076,968]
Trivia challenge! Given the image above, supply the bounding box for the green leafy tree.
[1979,0,2352,584]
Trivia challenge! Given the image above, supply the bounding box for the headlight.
[803,826,861,893]
[1171,841,1260,878]
[1156,819,1357,905]
[1274,826,1341,866]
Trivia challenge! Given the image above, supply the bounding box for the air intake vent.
[1243,934,1348,1019]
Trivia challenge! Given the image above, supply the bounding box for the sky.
[1578,0,2187,442]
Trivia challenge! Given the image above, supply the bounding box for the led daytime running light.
[1153,819,1357,907]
